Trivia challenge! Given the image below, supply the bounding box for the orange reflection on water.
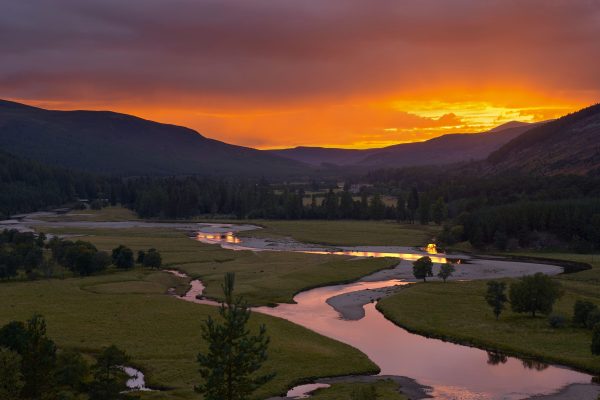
[195,231,448,262]
[196,232,241,244]
[303,250,447,263]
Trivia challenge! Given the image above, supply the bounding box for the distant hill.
[0,100,307,177]
[268,122,536,168]
[488,104,600,175]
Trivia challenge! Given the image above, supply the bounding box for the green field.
[0,269,379,399]
[1,219,403,399]
[38,226,395,306]
[377,252,600,373]
[239,220,440,247]
[38,206,141,222]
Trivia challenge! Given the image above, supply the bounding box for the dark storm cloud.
[1,0,600,106]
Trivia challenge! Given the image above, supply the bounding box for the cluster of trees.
[366,168,600,250]
[0,230,46,280]
[48,240,162,277]
[0,229,162,280]
[0,315,134,400]
[412,256,455,282]
[485,274,563,319]
[459,199,600,252]
[129,178,451,223]
[484,274,600,355]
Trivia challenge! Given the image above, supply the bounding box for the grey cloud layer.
[1,0,599,104]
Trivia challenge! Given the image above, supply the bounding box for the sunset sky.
[2,0,599,149]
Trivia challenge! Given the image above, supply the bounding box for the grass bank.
[377,252,600,374]
[0,269,379,400]
[39,226,395,306]
[310,380,407,400]
[238,220,441,247]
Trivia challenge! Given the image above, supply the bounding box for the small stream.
[182,224,598,400]
[122,366,151,392]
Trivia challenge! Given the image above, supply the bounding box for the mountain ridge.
[0,99,307,177]
[268,121,538,168]
[487,103,600,175]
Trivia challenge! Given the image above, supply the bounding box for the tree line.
[0,151,117,219]
[0,229,161,281]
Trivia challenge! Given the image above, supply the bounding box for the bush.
[90,251,111,274]
[548,314,567,329]
[586,309,600,330]
[142,249,162,269]
[111,246,134,269]
[592,324,600,355]
[573,300,598,326]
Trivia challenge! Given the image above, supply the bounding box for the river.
[186,224,598,400]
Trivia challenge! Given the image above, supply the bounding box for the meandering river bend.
[188,224,598,400]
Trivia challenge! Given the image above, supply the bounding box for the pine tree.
[21,315,57,399]
[0,347,23,400]
[485,281,508,320]
[196,273,274,400]
[407,187,419,224]
[431,197,447,225]
[89,345,132,400]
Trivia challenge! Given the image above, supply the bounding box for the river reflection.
[194,231,449,263]
[189,227,594,399]
[255,281,592,400]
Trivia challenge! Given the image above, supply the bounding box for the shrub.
[142,249,162,269]
[586,309,600,330]
[548,314,567,329]
[573,300,598,326]
[111,245,134,269]
[592,324,600,355]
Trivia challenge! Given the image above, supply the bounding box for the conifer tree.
[196,273,274,400]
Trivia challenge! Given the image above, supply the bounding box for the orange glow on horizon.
[12,86,593,150]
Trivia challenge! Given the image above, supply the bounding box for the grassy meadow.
[37,226,395,305]
[0,269,379,399]
[377,251,600,374]
[239,219,441,247]
[3,208,425,398]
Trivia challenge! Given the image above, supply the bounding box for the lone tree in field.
[437,263,455,282]
[412,256,433,282]
[509,273,562,317]
[485,281,508,320]
[196,272,274,400]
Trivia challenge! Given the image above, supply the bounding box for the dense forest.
[0,151,117,218]
[2,150,600,251]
